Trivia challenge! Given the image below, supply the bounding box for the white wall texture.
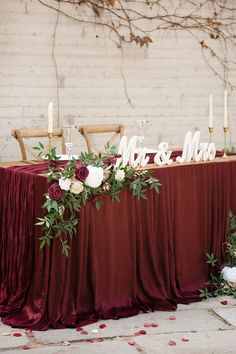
[0,0,236,161]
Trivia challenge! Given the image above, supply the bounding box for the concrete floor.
[1,296,236,353]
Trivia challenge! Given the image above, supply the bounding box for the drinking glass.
[136,120,149,149]
[63,125,75,160]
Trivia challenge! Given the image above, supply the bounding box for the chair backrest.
[79,124,124,153]
[12,128,66,160]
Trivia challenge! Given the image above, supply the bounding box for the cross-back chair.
[12,128,66,160]
[79,124,124,153]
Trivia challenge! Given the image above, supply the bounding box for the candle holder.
[208,127,213,143]
[48,132,53,150]
[222,127,229,159]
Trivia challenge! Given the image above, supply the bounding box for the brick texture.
[0,0,235,161]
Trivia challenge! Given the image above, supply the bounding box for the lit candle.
[223,90,228,128]
[209,94,213,128]
[48,102,53,134]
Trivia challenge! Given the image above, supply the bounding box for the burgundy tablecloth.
[0,159,236,330]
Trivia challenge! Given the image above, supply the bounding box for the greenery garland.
[34,144,161,256]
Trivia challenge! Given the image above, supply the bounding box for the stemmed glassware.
[63,125,76,160]
[136,120,149,149]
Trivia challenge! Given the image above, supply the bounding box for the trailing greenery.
[34,144,161,256]
[199,211,236,299]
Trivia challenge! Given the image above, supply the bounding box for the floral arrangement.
[200,211,236,299]
[34,145,161,256]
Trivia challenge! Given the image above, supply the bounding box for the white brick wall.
[0,0,236,161]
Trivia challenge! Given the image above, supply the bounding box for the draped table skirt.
[0,158,236,330]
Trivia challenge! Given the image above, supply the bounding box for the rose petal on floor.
[99,324,106,329]
[128,340,135,346]
[144,323,151,327]
[13,333,22,337]
[76,327,83,332]
[181,338,189,342]
[80,330,88,335]
[134,331,141,336]
[168,315,176,320]
[221,300,228,305]
[139,330,147,335]
[151,323,159,327]
[22,346,31,350]
[168,340,176,346]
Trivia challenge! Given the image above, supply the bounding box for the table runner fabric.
[0,160,235,330]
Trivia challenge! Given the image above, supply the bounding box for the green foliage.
[199,287,213,299]
[32,141,45,158]
[104,144,117,155]
[200,211,236,299]
[229,210,236,231]
[226,146,236,154]
[35,144,161,256]
[206,252,218,267]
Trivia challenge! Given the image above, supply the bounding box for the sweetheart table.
[0,157,236,330]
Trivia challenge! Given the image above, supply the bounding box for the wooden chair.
[78,124,125,153]
[12,128,66,160]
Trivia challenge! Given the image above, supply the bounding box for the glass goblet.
[136,120,149,149]
[63,125,76,160]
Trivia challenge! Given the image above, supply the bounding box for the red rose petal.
[99,324,106,329]
[139,330,147,335]
[23,346,31,350]
[96,338,104,342]
[128,340,135,346]
[221,300,228,305]
[168,316,176,320]
[134,331,141,336]
[76,327,83,332]
[144,323,151,327]
[80,330,88,335]
[168,340,176,346]
[151,323,159,327]
[181,338,189,342]
[13,333,22,337]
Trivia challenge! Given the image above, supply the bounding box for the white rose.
[59,178,72,191]
[115,169,125,181]
[70,180,84,194]
[222,266,236,283]
[85,166,104,188]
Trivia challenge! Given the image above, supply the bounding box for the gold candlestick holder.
[208,127,213,143]
[48,132,53,150]
[222,127,229,158]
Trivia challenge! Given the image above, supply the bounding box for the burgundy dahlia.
[48,182,64,201]
[75,166,89,182]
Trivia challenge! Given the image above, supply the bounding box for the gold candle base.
[48,132,53,149]
[222,127,229,159]
[208,127,213,143]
